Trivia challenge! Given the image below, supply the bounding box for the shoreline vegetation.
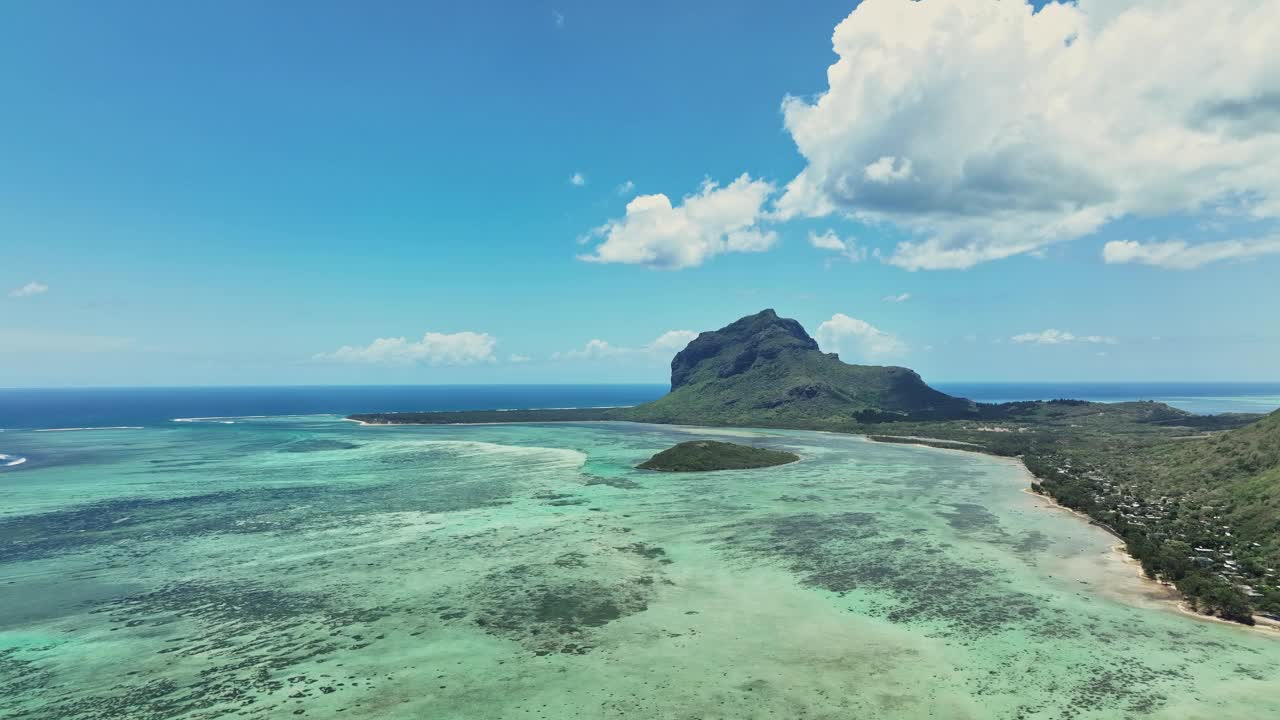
[348,309,1280,628]
[865,414,1279,628]
[1025,486,1280,636]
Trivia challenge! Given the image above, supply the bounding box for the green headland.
[636,440,799,472]
[351,309,1280,625]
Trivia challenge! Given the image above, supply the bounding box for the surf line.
[33,426,145,433]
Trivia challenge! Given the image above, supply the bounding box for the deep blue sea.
[1,382,1277,431]
[0,385,667,430]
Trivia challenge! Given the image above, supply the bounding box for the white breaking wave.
[367,405,635,415]
[0,453,27,467]
[496,405,634,411]
[171,414,338,423]
[397,439,588,469]
[33,426,144,433]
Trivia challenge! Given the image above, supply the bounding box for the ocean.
[2,385,1279,718]
[0,385,669,431]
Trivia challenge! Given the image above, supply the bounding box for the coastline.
[853,433,1279,636]
[346,418,609,428]
[999,453,1280,636]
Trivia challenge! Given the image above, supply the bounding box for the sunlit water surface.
[2,417,1277,719]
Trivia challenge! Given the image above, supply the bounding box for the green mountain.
[622,309,973,426]
[1137,408,1280,519]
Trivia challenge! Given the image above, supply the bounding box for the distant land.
[351,309,1280,625]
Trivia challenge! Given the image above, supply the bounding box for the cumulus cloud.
[647,330,699,353]
[808,230,844,252]
[882,292,911,303]
[1103,236,1280,269]
[556,339,623,361]
[815,313,905,360]
[1011,329,1117,346]
[809,229,866,262]
[617,180,636,196]
[556,330,698,361]
[578,174,777,269]
[317,331,497,366]
[569,172,586,187]
[777,0,1280,270]
[8,281,48,298]
[863,156,913,184]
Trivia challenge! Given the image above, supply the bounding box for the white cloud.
[317,331,497,366]
[808,230,845,252]
[777,0,1280,270]
[647,330,698,353]
[1103,236,1280,269]
[1011,329,1117,346]
[863,156,913,184]
[557,339,623,361]
[882,292,911,303]
[8,281,48,298]
[578,174,777,269]
[808,229,866,262]
[556,330,698,361]
[508,353,532,363]
[815,313,905,360]
[569,172,586,187]
[553,10,565,28]
[617,180,636,196]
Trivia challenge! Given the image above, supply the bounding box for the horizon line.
[3,380,1280,391]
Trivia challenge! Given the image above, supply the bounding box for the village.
[1035,457,1280,621]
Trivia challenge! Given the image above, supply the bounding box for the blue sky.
[3,0,1279,387]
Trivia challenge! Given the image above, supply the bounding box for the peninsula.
[351,309,1279,625]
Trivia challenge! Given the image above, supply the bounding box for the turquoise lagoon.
[2,417,1278,719]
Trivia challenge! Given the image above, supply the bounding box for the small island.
[637,440,799,472]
